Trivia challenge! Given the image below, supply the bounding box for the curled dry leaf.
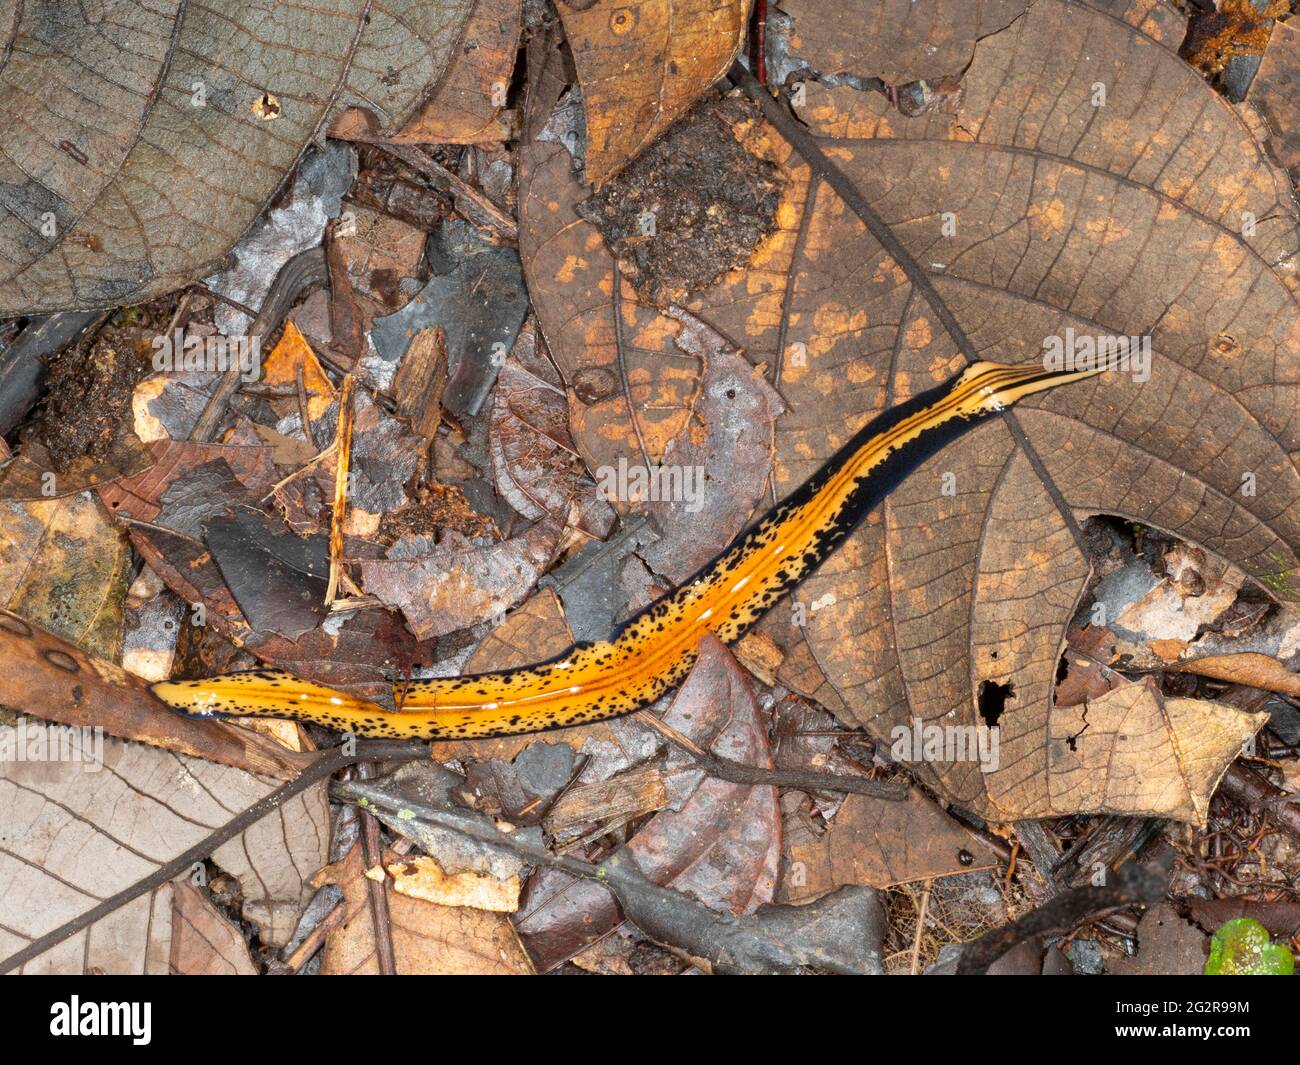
[555,0,753,185]
[0,723,328,971]
[0,0,477,314]
[360,508,568,640]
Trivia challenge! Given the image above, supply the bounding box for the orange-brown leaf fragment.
[556,0,753,185]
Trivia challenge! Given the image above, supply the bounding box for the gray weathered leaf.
[0,0,474,315]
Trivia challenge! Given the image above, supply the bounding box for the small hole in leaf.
[977,679,1014,727]
[253,92,282,120]
[1055,654,1070,685]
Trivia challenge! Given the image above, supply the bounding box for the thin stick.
[638,712,908,800]
[278,902,346,973]
[325,375,356,604]
[356,761,397,975]
[910,879,933,975]
[376,144,517,240]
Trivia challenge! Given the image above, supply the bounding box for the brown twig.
[277,901,347,973]
[295,363,317,450]
[355,761,398,975]
[639,712,908,800]
[910,878,933,975]
[956,853,1172,975]
[375,143,517,240]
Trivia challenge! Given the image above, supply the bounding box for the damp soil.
[577,92,785,307]
[23,308,166,473]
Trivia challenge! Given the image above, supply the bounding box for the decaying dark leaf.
[206,506,331,640]
[370,219,529,416]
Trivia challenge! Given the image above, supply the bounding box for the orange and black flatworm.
[152,361,1100,738]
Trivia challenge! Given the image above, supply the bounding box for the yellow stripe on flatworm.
[152,361,1102,739]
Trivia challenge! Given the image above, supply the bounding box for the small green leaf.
[1205,917,1295,975]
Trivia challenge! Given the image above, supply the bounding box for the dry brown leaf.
[260,322,337,422]
[780,0,1029,85]
[360,507,568,639]
[0,1,478,314]
[556,0,753,185]
[1046,681,1267,825]
[784,788,1001,901]
[315,844,534,974]
[1249,17,1300,171]
[1168,651,1300,698]
[388,0,524,143]
[0,723,328,971]
[169,881,258,976]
